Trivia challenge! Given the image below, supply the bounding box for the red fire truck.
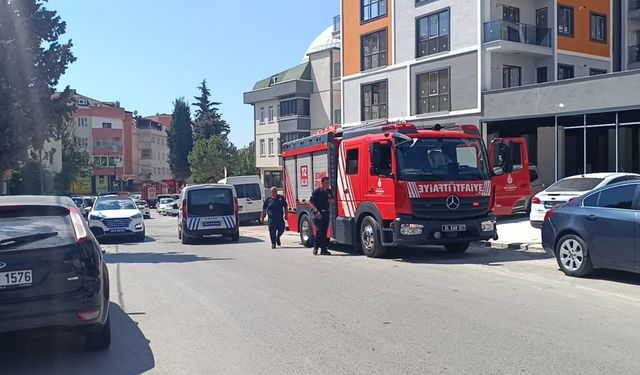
[282,121,529,257]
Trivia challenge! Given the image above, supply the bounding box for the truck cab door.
[366,142,395,216]
[490,137,531,216]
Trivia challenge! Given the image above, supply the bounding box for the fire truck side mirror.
[492,166,505,176]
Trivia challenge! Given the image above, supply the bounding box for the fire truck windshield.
[396,138,490,181]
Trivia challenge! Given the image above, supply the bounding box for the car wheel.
[299,215,314,248]
[182,233,191,245]
[85,315,111,350]
[231,231,240,242]
[136,230,146,242]
[444,242,470,253]
[555,234,594,277]
[359,216,387,258]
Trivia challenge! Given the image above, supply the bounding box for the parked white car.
[89,195,146,241]
[218,175,263,223]
[165,201,179,216]
[135,199,151,219]
[157,198,175,215]
[530,172,640,228]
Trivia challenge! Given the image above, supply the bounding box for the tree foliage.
[167,97,193,181]
[53,123,92,194]
[0,0,76,175]
[233,142,258,176]
[9,159,54,195]
[188,136,236,183]
[192,79,230,140]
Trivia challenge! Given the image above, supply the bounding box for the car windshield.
[71,198,83,206]
[94,198,137,210]
[187,188,234,216]
[135,200,146,206]
[160,198,174,204]
[396,137,490,181]
[546,177,603,192]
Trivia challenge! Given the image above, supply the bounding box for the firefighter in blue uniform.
[309,176,334,255]
[261,187,288,249]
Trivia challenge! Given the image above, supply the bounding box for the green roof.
[252,61,311,90]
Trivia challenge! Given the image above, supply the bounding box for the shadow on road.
[187,236,265,245]
[588,269,640,286]
[0,303,155,375]
[105,251,231,264]
[98,236,157,245]
[496,214,529,224]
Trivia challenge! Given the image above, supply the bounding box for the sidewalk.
[481,215,544,253]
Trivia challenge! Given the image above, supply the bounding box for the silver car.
[135,199,151,219]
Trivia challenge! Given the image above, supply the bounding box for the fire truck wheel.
[444,242,470,253]
[299,215,314,248]
[359,216,387,258]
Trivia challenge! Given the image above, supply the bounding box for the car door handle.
[586,215,598,221]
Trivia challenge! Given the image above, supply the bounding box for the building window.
[268,138,274,156]
[558,5,574,36]
[141,149,151,159]
[503,5,520,23]
[260,139,265,156]
[277,138,281,155]
[417,9,450,58]
[361,0,386,22]
[558,64,575,80]
[268,106,274,122]
[94,139,104,148]
[259,107,265,124]
[502,65,522,88]
[536,67,548,83]
[77,138,89,148]
[361,29,387,71]
[279,97,310,117]
[333,62,341,79]
[590,68,607,75]
[77,117,88,127]
[590,13,607,42]
[102,122,112,129]
[334,109,342,124]
[361,81,388,121]
[269,76,278,86]
[346,149,359,174]
[417,69,449,114]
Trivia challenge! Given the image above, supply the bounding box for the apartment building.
[341,0,640,186]
[244,21,341,189]
[133,117,172,185]
[70,93,135,194]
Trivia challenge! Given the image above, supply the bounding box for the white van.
[178,184,240,244]
[218,175,264,223]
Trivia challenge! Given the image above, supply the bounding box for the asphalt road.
[3,213,640,374]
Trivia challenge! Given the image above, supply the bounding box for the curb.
[477,240,547,254]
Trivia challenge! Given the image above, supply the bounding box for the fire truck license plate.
[442,224,466,232]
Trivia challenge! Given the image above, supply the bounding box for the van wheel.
[299,215,314,248]
[445,242,470,253]
[359,216,387,258]
[85,315,111,350]
[182,234,191,245]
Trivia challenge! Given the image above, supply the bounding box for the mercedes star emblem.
[446,195,460,210]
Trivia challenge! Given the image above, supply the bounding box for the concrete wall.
[410,51,479,114]
[309,48,340,130]
[255,99,280,136]
[395,0,479,64]
[342,66,407,124]
[557,53,612,76]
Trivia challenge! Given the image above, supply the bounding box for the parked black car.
[0,196,111,350]
[542,181,640,277]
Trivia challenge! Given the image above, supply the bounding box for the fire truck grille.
[411,197,490,220]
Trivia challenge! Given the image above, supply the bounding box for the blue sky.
[49,0,339,147]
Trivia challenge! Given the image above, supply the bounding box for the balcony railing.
[629,45,640,65]
[483,19,552,48]
[630,0,640,11]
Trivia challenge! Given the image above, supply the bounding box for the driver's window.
[379,144,392,177]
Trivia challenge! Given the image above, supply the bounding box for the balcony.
[630,0,640,17]
[483,19,552,56]
[629,45,640,69]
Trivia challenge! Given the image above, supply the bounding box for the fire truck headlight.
[400,224,423,236]
[481,219,495,232]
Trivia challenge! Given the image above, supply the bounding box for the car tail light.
[234,197,239,217]
[181,199,187,220]
[532,196,541,204]
[544,210,554,222]
[69,205,90,242]
[77,309,100,321]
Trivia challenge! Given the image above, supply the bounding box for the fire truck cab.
[283,121,512,258]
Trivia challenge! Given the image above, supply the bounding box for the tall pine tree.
[0,0,76,183]
[167,98,193,182]
[192,79,230,140]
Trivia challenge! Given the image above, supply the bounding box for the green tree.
[167,97,193,182]
[188,136,236,183]
[232,141,258,176]
[9,159,54,195]
[53,123,92,194]
[0,0,76,180]
[192,79,230,140]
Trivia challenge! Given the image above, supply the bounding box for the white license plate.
[109,228,127,233]
[0,270,33,288]
[442,224,466,232]
[202,221,221,227]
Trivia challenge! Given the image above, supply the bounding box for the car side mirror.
[492,166,504,176]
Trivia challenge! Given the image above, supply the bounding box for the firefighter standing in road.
[309,177,334,255]
[261,187,288,249]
